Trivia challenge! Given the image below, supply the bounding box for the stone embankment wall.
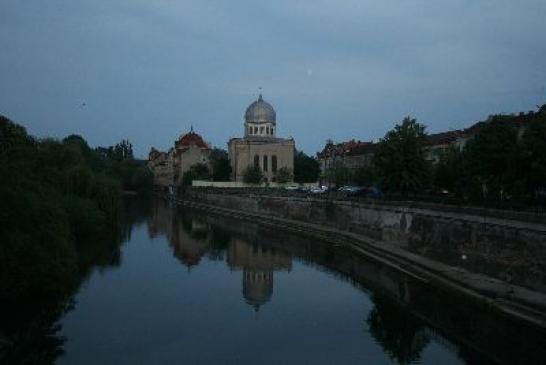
[182,190,546,293]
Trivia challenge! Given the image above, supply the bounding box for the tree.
[275,167,293,183]
[324,160,352,187]
[353,166,376,186]
[521,118,546,196]
[182,163,210,186]
[112,139,133,161]
[242,165,263,184]
[209,148,232,181]
[433,147,466,195]
[294,151,320,183]
[464,119,522,202]
[373,116,430,195]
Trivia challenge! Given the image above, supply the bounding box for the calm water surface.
[55,199,544,364]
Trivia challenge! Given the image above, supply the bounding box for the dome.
[244,94,276,125]
[175,128,209,150]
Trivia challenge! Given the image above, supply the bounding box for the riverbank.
[172,190,546,331]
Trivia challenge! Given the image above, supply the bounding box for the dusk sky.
[1,0,545,157]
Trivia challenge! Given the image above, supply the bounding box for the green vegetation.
[209,148,232,181]
[0,115,152,362]
[294,150,320,183]
[95,139,153,194]
[373,117,431,195]
[324,160,353,186]
[275,166,293,183]
[322,108,546,207]
[242,165,264,184]
[182,163,211,185]
[432,113,546,206]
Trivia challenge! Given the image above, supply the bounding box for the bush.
[243,165,263,184]
[182,163,210,185]
[275,167,293,183]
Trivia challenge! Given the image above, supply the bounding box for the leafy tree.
[353,166,376,186]
[433,147,466,194]
[182,163,210,185]
[464,119,522,202]
[294,151,320,183]
[521,118,546,195]
[113,139,133,161]
[130,166,154,194]
[373,116,431,195]
[324,160,352,187]
[275,167,293,183]
[242,165,263,184]
[210,148,232,181]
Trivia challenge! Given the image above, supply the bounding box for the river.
[53,198,544,364]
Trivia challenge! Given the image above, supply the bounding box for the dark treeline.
[330,105,546,208]
[0,115,152,363]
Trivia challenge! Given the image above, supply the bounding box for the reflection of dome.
[243,269,273,311]
[244,95,276,125]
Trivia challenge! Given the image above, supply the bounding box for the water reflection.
[149,199,291,311]
[0,197,149,365]
[5,197,544,364]
[147,198,546,365]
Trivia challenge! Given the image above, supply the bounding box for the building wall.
[148,152,173,187]
[176,145,210,185]
[229,139,295,182]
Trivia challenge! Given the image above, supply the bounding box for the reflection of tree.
[367,295,430,365]
[119,196,152,242]
[207,226,231,261]
[0,199,135,364]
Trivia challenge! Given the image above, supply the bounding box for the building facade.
[228,95,295,182]
[148,128,211,189]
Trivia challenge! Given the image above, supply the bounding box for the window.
[248,126,252,135]
[254,155,260,168]
[260,126,264,134]
[263,155,268,171]
[272,155,277,173]
[266,126,270,135]
[271,127,275,135]
[254,126,258,134]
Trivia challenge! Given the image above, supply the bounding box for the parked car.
[348,186,383,199]
[339,186,360,195]
[310,186,328,194]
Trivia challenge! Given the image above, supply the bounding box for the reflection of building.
[228,95,295,182]
[148,200,210,267]
[148,128,211,189]
[228,239,291,311]
[148,202,292,310]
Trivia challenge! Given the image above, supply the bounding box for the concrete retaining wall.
[183,190,546,292]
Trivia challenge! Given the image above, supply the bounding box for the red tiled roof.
[176,131,209,149]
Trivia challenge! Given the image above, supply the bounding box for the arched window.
[254,155,260,168]
[263,155,268,172]
[272,155,278,173]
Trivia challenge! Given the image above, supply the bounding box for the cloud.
[1,0,545,156]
